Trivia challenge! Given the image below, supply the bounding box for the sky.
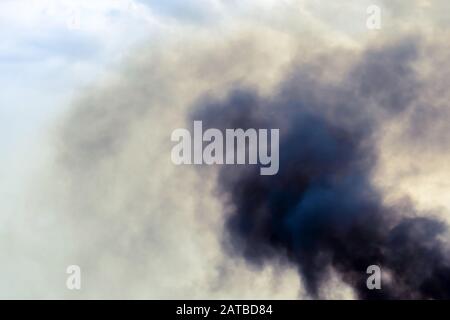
[0,0,449,299]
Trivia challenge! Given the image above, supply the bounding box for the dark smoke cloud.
[192,38,450,299]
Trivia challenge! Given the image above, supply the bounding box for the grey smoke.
[190,38,450,299]
[33,18,450,299]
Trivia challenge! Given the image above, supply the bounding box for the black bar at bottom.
[0,300,445,318]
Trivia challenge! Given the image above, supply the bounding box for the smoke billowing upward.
[192,39,450,299]
[4,0,450,300]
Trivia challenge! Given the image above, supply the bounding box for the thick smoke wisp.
[192,39,450,299]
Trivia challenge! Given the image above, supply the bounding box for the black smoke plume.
[192,39,450,299]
